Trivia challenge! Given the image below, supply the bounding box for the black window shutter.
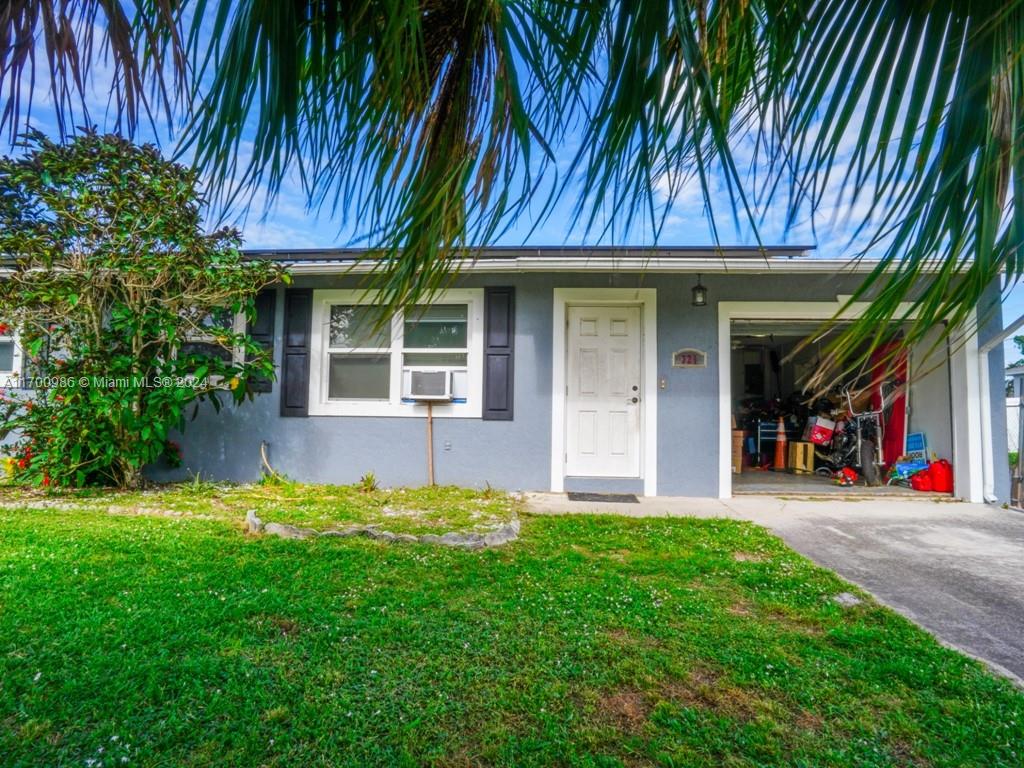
[483,287,515,420]
[246,288,276,393]
[280,288,312,417]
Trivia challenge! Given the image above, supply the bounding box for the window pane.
[0,341,12,372]
[328,353,390,399]
[404,304,467,348]
[199,308,235,331]
[403,352,468,366]
[181,341,233,364]
[330,305,390,348]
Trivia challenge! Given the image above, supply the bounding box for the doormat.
[567,492,639,504]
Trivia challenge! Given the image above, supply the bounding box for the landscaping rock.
[483,519,520,547]
[372,530,419,543]
[245,509,264,533]
[422,532,487,550]
[832,592,863,607]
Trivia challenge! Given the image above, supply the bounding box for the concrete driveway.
[526,493,1024,684]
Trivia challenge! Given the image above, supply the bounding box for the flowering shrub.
[0,132,286,488]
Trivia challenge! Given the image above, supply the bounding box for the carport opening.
[729,319,954,496]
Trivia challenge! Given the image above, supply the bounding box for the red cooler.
[807,417,836,446]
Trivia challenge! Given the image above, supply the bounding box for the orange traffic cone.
[773,417,788,471]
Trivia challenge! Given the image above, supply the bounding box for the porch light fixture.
[691,274,708,307]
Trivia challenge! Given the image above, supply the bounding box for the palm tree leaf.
[4,0,1024,397]
[0,0,185,140]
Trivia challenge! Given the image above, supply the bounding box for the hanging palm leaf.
[1,0,186,139]
[2,1,1022,390]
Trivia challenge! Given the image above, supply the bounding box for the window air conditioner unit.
[404,369,452,401]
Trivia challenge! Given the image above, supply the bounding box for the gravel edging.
[245,509,520,550]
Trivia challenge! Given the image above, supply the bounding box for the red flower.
[0,323,9,335]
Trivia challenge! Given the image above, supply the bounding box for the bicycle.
[814,386,885,485]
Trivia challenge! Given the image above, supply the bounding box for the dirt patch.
[724,597,823,636]
[889,740,933,768]
[606,627,634,644]
[727,599,754,617]
[433,749,482,768]
[605,627,663,650]
[794,710,824,732]
[381,506,428,520]
[598,687,651,732]
[765,607,825,636]
[732,551,767,563]
[251,614,300,639]
[602,548,632,561]
[106,505,218,520]
[270,616,300,637]
[571,544,630,562]
[0,499,88,511]
[0,498,219,520]
[661,667,774,722]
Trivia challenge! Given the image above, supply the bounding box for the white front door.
[565,305,643,477]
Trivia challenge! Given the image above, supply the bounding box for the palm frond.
[0,0,186,141]
[4,0,1024,392]
[755,0,1024,392]
[179,0,592,315]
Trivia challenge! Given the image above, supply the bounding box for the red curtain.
[870,343,907,467]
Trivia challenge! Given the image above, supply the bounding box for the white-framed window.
[179,310,246,385]
[309,289,484,417]
[0,322,22,384]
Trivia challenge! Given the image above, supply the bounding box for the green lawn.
[0,484,1021,767]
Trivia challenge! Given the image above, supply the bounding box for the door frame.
[551,288,658,495]
[718,299,985,502]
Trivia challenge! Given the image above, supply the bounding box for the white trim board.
[717,300,985,502]
[0,326,22,384]
[949,316,987,502]
[551,288,658,496]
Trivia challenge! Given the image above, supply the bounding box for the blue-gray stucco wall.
[0,264,1006,499]
[155,270,970,497]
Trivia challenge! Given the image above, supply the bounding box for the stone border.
[245,510,520,550]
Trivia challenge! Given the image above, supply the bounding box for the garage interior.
[729,320,954,495]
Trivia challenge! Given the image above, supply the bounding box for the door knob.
[630,397,639,404]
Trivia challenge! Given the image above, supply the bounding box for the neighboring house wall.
[1008,398,1020,455]
[1006,374,1024,455]
[153,270,976,497]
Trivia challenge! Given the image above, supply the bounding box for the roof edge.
[242,245,815,262]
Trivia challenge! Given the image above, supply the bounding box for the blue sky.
[10,36,1024,366]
